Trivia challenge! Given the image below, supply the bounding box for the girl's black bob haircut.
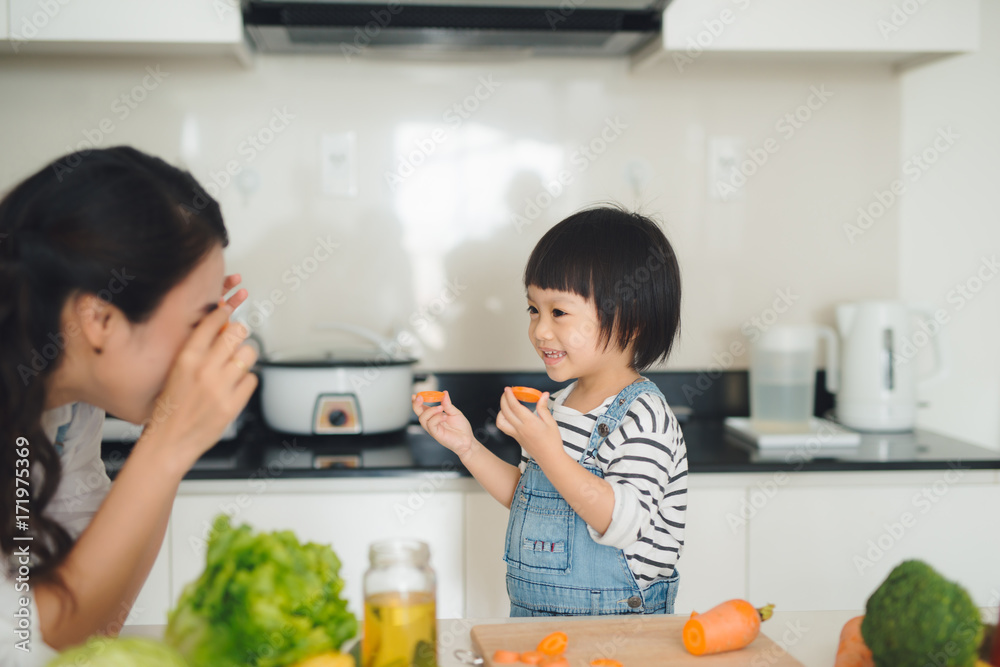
[523,205,681,371]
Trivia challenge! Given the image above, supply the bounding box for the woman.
[0,146,258,664]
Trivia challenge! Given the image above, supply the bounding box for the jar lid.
[369,538,430,567]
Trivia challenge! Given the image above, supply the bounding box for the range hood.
[244,0,669,57]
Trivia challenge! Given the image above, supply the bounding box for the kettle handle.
[817,325,839,393]
[908,305,949,386]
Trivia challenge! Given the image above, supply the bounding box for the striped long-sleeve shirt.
[518,380,688,587]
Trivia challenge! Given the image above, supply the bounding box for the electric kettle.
[836,301,948,432]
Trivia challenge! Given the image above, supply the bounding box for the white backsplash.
[0,54,902,371]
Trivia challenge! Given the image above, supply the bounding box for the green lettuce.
[165,515,357,667]
[46,636,189,667]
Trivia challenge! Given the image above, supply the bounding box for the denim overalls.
[504,379,680,617]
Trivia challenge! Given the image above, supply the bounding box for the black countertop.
[102,369,1000,479]
[102,421,1000,480]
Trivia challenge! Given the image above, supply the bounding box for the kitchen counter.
[102,417,1000,481]
[101,370,1000,480]
[123,609,997,666]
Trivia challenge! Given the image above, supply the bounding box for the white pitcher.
[750,325,839,429]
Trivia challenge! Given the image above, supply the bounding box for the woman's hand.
[496,388,564,464]
[222,273,248,310]
[140,300,258,472]
[413,391,477,459]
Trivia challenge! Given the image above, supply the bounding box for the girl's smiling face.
[527,285,629,384]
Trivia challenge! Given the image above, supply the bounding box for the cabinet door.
[123,525,172,627]
[748,482,1000,610]
[8,0,241,46]
[673,486,748,614]
[464,492,509,618]
[664,0,979,54]
[170,492,466,620]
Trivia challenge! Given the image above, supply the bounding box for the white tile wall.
[0,54,901,374]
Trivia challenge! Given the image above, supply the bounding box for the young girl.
[414,206,686,616]
[0,146,258,664]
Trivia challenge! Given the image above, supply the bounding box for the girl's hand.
[140,301,258,472]
[496,388,563,464]
[413,390,476,459]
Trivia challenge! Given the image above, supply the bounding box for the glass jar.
[362,538,437,667]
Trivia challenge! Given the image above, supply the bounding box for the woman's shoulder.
[41,402,105,439]
[41,402,106,461]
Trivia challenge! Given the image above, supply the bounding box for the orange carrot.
[682,600,774,656]
[833,616,874,667]
[590,660,624,667]
[492,649,521,664]
[538,657,569,667]
[511,386,543,403]
[519,651,545,664]
[537,631,569,656]
[416,390,445,404]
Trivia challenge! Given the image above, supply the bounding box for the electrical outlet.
[321,132,358,197]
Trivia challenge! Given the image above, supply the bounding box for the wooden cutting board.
[471,616,804,666]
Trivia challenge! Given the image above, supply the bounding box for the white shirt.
[2,402,108,666]
[519,381,688,587]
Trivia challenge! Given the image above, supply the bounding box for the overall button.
[627,595,642,609]
[597,423,610,437]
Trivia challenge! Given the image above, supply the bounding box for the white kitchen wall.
[0,53,901,374]
[899,0,1000,450]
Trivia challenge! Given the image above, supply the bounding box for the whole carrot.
[833,616,873,667]
[682,600,774,656]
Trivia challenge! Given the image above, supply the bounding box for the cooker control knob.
[328,410,348,427]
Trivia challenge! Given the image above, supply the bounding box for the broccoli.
[862,560,983,667]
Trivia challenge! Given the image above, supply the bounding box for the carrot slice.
[493,649,521,664]
[536,631,568,656]
[591,660,623,667]
[511,386,543,403]
[539,657,569,667]
[519,651,544,665]
[416,390,445,404]
[682,600,774,656]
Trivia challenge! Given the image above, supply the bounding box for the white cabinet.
[748,480,1000,611]
[124,523,173,627]
[464,492,509,618]
[673,486,747,614]
[123,469,1000,627]
[1,0,9,41]
[7,0,248,62]
[638,0,979,68]
[169,490,467,620]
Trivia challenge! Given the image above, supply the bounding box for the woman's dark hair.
[523,205,681,371]
[0,146,228,584]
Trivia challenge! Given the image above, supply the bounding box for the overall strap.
[583,379,665,461]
